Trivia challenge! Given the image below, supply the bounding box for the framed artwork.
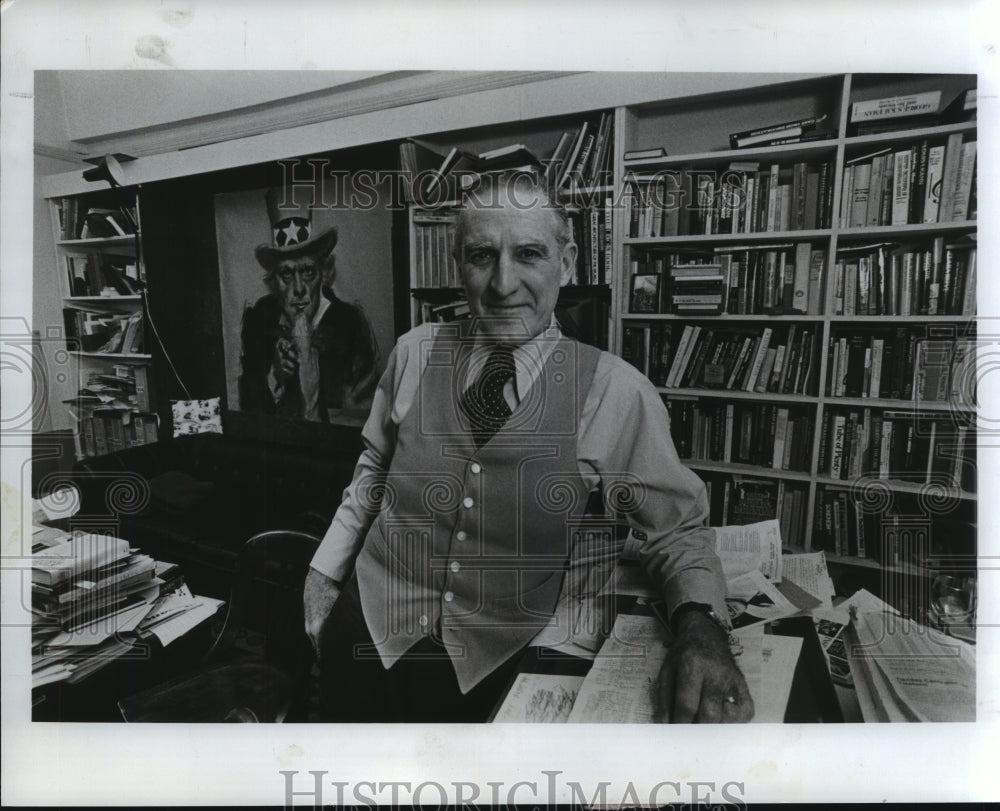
[214,183,395,427]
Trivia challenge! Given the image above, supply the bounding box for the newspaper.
[714,519,783,582]
[566,614,776,723]
[847,610,975,722]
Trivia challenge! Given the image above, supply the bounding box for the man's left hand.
[658,610,754,723]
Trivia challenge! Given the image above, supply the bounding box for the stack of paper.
[31,532,222,688]
[846,610,975,722]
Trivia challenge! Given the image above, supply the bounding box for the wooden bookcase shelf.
[47,190,159,460]
[656,386,818,405]
[615,72,977,569]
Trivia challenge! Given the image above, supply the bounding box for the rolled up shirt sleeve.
[579,354,728,621]
[309,327,426,582]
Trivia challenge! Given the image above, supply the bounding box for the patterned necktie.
[461,343,516,447]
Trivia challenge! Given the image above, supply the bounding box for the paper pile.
[846,609,975,722]
[31,532,222,688]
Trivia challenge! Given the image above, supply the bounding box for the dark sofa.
[70,432,360,598]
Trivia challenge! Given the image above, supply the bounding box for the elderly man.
[304,173,752,723]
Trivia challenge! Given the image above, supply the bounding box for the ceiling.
[34,70,569,162]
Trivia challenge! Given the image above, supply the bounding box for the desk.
[492,611,843,723]
[32,617,218,722]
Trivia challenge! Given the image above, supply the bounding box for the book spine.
[665,326,694,388]
[830,415,847,478]
[909,140,929,224]
[772,407,790,469]
[865,155,886,226]
[849,162,871,228]
[923,145,945,222]
[839,165,854,229]
[729,114,826,145]
[951,141,977,221]
[766,165,780,232]
[744,328,773,392]
[961,248,977,316]
[891,149,912,225]
[938,133,964,222]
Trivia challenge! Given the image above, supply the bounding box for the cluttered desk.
[492,519,976,724]
[28,489,223,720]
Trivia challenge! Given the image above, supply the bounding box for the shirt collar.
[465,316,563,401]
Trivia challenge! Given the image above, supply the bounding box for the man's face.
[273,257,324,323]
[456,189,576,342]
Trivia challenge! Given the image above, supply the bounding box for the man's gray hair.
[451,172,574,258]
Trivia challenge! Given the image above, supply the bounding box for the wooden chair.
[118,529,320,722]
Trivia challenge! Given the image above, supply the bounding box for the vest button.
[444,591,454,602]
[463,497,474,509]
[418,614,429,627]
[456,530,467,541]
[450,561,461,573]
[470,462,481,474]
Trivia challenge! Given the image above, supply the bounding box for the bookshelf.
[615,72,977,598]
[48,188,159,459]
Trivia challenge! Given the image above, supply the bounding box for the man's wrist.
[672,601,730,636]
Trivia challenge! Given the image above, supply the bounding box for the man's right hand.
[303,568,341,661]
[273,337,299,383]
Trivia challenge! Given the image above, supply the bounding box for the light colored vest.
[354,325,601,693]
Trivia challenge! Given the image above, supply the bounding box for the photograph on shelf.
[629,273,661,314]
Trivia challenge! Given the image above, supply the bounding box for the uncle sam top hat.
[254,185,338,272]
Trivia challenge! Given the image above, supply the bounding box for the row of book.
[74,408,159,458]
[704,475,808,547]
[63,308,145,355]
[412,200,614,289]
[56,199,138,241]
[825,331,974,404]
[625,160,836,239]
[817,407,974,490]
[629,244,825,316]
[398,112,614,206]
[814,502,974,572]
[412,211,459,288]
[812,489,876,559]
[832,239,975,317]
[624,322,818,395]
[838,134,976,228]
[665,398,814,472]
[32,530,220,688]
[65,252,142,298]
